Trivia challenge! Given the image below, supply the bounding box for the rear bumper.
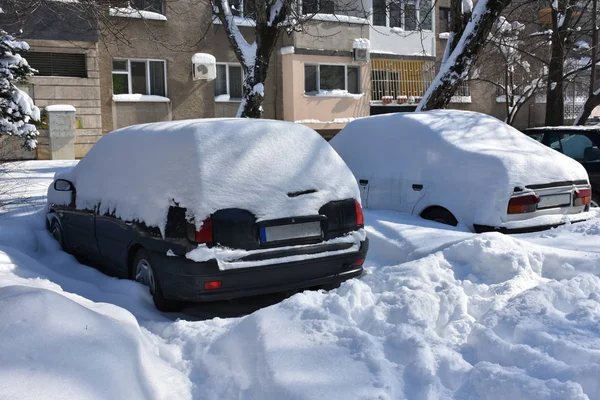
[474,214,593,234]
[149,239,369,302]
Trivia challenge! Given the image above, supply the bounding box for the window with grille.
[25,52,87,78]
[112,59,167,97]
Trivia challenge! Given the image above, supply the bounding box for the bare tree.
[417,0,514,110]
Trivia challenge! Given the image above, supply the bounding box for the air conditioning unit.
[353,48,369,63]
[191,53,217,81]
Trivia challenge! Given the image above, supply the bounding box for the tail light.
[195,216,213,243]
[354,200,364,226]
[507,194,540,214]
[574,188,591,206]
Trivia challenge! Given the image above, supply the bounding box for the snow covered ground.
[1,161,600,400]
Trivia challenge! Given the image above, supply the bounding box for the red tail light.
[574,188,591,206]
[204,281,222,290]
[195,216,213,243]
[507,194,540,214]
[354,200,364,226]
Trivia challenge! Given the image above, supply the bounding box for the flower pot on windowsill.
[382,97,393,104]
[397,96,408,104]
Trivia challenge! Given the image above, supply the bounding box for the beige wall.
[112,102,172,129]
[293,21,369,52]
[25,40,102,159]
[99,1,215,134]
[282,53,370,129]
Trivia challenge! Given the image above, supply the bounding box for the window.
[390,1,402,28]
[404,0,417,31]
[112,59,167,97]
[439,7,451,32]
[226,0,256,18]
[25,52,87,78]
[302,0,335,14]
[373,0,387,26]
[304,64,361,94]
[131,0,164,14]
[552,134,600,162]
[215,64,244,100]
[371,0,432,31]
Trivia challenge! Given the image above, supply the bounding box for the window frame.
[301,0,335,15]
[131,0,165,15]
[304,63,361,95]
[371,0,433,31]
[112,58,168,97]
[223,0,256,18]
[215,62,245,101]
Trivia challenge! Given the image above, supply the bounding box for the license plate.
[538,193,572,209]
[260,221,322,243]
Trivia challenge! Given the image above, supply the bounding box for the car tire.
[421,207,458,227]
[132,248,182,312]
[49,219,65,249]
[591,193,599,208]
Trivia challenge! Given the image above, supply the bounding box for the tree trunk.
[544,0,577,126]
[237,23,280,118]
[417,0,512,111]
[574,0,598,126]
[575,92,600,125]
[214,0,289,119]
[545,29,565,125]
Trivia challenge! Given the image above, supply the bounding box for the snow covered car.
[330,110,594,233]
[46,119,368,311]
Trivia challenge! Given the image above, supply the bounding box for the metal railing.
[371,59,469,102]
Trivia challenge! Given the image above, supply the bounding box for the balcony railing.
[371,59,470,103]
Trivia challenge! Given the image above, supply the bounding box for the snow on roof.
[280,46,295,55]
[112,94,170,103]
[45,105,76,112]
[109,7,167,21]
[191,53,216,64]
[331,110,588,227]
[57,119,359,233]
[353,38,370,50]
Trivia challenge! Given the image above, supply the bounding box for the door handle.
[412,184,423,191]
[359,179,369,186]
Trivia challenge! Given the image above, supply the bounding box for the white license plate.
[538,193,572,209]
[260,221,322,243]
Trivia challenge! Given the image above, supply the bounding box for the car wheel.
[49,219,64,249]
[591,194,599,208]
[132,248,181,312]
[421,207,458,227]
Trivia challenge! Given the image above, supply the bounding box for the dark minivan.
[522,126,599,206]
[46,119,368,311]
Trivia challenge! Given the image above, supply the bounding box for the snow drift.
[51,119,359,233]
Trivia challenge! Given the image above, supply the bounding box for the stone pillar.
[46,105,76,160]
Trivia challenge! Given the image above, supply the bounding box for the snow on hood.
[56,119,359,232]
[331,110,589,227]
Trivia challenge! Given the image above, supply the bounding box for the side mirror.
[54,179,74,192]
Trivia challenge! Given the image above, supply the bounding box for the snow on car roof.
[523,126,600,132]
[332,110,587,189]
[57,118,359,233]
